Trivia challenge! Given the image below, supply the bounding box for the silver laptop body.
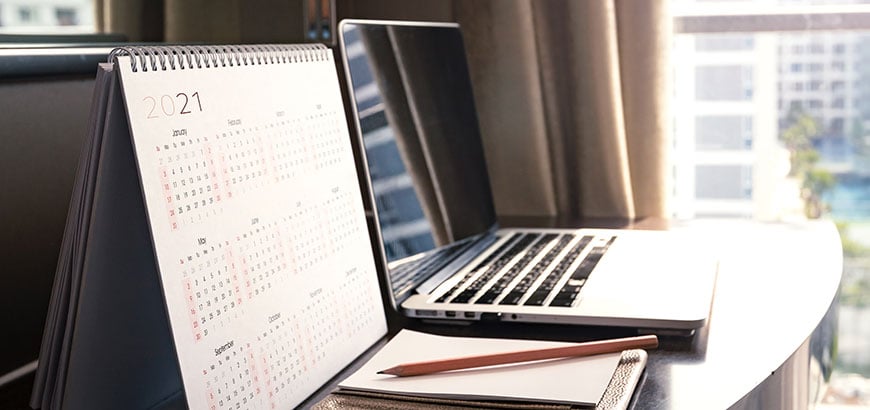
[338,19,716,332]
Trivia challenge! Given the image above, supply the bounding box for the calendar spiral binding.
[109,44,331,73]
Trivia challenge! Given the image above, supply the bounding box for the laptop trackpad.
[577,232,716,322]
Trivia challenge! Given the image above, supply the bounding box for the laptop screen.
[340,21,497,270]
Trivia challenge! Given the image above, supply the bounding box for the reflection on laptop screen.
[342,22,497,272]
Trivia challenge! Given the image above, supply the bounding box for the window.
[54,7,77,26]
[17,6,35,23]
[694,34,754,50]
[695,116,754,150]
[694,165,753,200]
[0,1,95,33]
[695,65,753,100]
[673,3,870,406]
[831,117,845,132]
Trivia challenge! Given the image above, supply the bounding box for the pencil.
[377,334,658,377]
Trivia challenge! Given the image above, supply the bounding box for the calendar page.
[115,46,387,410]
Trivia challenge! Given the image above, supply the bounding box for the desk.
[632,219,841,409]
[0,219,842,409]
[382,218,842,409]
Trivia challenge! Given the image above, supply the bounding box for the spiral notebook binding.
[110,44,330,72]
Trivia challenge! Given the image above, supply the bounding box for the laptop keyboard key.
[498,234,574,305]
[435,234,522,303]
[522,236,593,306]
[499,290,525,305]
[524,289,551,306]
[549,237,616,307]
[450,289,476,304]
[475,293,499,304]
[447,234,538,303]
[475,234,557,304]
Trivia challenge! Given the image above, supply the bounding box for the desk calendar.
[31,44,387,410]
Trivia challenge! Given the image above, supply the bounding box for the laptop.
[337,20,717,332]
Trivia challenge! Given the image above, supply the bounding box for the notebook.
[30,44,387,410]
[338,20,718,332]
[335,329,625,406]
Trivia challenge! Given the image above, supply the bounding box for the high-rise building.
[778,33,860,172]
[673,0,870,221]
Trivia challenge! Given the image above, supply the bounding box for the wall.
[0,75,95,376]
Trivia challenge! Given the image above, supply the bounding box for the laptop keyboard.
[474,234,559,304]
[501,234,580,305]
[444,234,537,304]
[435,233,615,308]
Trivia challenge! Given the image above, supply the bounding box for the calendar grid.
[117,45,387,410]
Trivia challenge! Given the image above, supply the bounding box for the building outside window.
[17,6,33,23]
[54,7,76,26]
[0,0,93,32]
[673,1,870,406]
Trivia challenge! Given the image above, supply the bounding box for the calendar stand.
[32,45,388,410]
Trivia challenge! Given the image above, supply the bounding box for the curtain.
[96,0,306,43]
[358,26,502,245]
[96,0,164,42]
[454,0,672,219]
[357,28,451,245]
[97,0,672,220]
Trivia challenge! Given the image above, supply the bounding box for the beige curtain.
[96,0,164,42]
[454,0,672,219]
[96,0,306,43]
[97,0,672,219]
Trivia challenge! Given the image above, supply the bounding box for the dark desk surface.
[630,219,841,409]
[378,218,843,409]
[1,218,842,410]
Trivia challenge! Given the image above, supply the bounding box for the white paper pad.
[339,330,621,406]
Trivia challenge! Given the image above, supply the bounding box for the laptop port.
[445,311,456,317]
[415,310,437,317]
[480,312,502,322]
[463,312,475,319]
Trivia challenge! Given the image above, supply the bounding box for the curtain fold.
[531,0,635,219]
[455,0,671,219]
[359,26,502,245]
[453,1,559,218]
[358,28,451,245]
[387,28,500,242]
[616,0,672,218]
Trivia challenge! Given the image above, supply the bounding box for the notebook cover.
[312,349,647,410]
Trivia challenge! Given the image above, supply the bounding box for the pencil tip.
[378,368,401,376]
